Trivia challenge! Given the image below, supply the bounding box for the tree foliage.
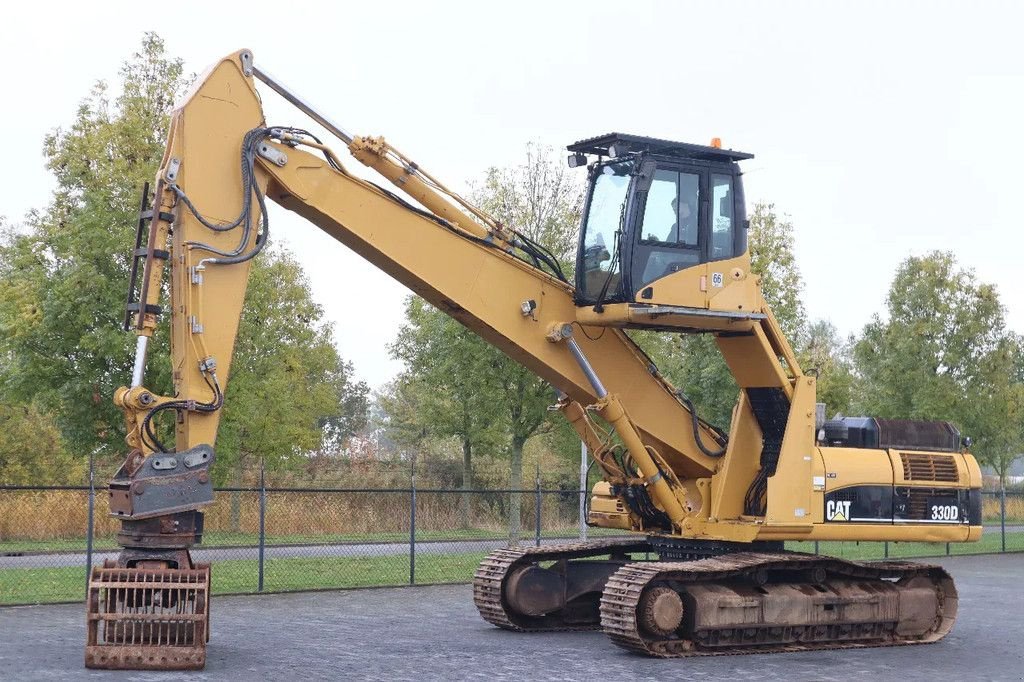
[215,248,368,483]
[748,203,806,341]
[853,252,1024,481]
[801,319,855,417]
[0,34,186,461]
[385,144,583,538]
[0,34,366,481]
[0,400,83,485]
[473,142,583,274]
[387,296,504,490]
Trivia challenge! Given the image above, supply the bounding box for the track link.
[473,538,650,632]
[600,552,958,657]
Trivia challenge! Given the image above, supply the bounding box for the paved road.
[3,525,1020,570]
[0,536,601,570]
[0,553,1021,680]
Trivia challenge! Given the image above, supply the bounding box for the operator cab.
[568,133,753,310]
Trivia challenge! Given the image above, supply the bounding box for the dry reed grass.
[0,488,584,542]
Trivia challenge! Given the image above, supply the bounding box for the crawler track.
[600,552,958,657]
[473,538,650,632]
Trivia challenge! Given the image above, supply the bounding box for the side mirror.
[567,152,587,168]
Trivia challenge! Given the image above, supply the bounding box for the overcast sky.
[2,0,1022,389]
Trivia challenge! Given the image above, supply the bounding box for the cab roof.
[568,132,754,162]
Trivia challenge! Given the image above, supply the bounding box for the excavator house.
[85,49,981,669]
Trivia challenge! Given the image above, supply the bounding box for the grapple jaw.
[86,444,218,670]
[85,562,211,670]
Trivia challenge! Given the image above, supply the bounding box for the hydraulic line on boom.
[86,49,981,671]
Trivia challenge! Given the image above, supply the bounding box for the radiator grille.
[896,486,962,521]
[900,453,959,483]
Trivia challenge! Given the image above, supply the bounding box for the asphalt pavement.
[0,553,1021,681]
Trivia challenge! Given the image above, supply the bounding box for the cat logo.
[826,499,852,522]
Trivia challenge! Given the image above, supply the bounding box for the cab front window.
[578,162,631,301]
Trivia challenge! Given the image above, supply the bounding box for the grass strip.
[3,533,1021,606]
[0,527,627,554]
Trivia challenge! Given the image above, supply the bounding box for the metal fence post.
[410,468,417,586]
[85,451,95,597]
[1001,486,1006,553]
[813,541,819,555]
[258,459,266,592]
[535,473,542,548]
[884,541,889,559]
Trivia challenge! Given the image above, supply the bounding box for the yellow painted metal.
[631,253,763,314]
[348,136,513,246]
[595,394,688,527]
[763,376,816,528]
[261,141,724,479]
[708,392,762,523]
[826,447,898,489]
[716,325,795,395]
[118,51,266,455]
[576,303,761,332]
[116,48,984,549]
[588,482,632,529]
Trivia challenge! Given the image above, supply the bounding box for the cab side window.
[710,174,734,259]
[639,170,678,243]
[634,170,702,289]
[639,170,700,247]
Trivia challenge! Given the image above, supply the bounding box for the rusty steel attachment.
[86,443,216,669]
[85,563,211,670]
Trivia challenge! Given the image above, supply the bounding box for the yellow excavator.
[85,49,981,670]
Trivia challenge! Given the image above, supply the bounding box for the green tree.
[385,144,582,542]
[748,203,806,341]
[853,252,1023,475]
[801,320,855,417]
[388,296,503,526]
[216,248,368,485]
[473,143,583,541]
[0,34,367,483]
[0,34,186,461]
[0,400,83,485]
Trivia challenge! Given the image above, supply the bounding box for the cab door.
[626,164,707,297]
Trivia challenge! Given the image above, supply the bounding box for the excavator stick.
[85,562,210,670]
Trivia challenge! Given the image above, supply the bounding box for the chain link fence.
[2,476,1021,606]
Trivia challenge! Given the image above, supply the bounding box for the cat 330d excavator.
[85,49,981,670]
